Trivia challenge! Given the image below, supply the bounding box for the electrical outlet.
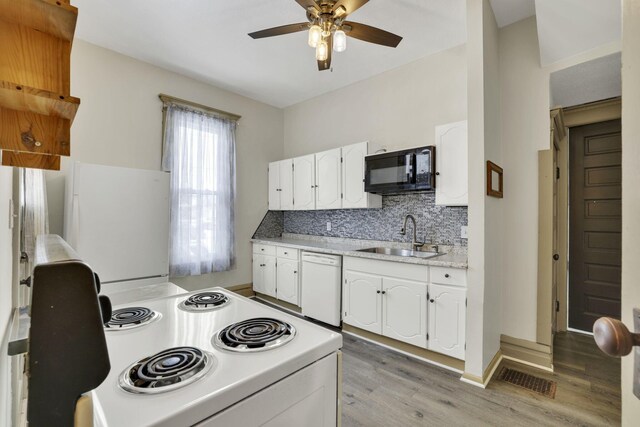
[326,221,331,231]
[461,226,468,239]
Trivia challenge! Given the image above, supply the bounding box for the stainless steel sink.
[356,247,444,259]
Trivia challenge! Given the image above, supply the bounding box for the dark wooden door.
[569,119,621,331]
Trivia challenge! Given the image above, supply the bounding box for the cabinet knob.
[376,290,381,294]
[593,317,640,357]
[435,172,440,176]
[284,252,288,255]
[381,291,386,295]
[294,271,297,274]
[444,273,450,278]
[430,299,435,303]
[553,253,560,261]
[261,248,264,251]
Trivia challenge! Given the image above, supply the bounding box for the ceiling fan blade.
[318,35,333,71]
[342,21,402,48]
[332,0,369,17]
[248,22,309,39]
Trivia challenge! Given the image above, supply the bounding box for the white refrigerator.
[63,162,185,305]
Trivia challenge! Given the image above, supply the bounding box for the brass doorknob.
[593,317,640,357]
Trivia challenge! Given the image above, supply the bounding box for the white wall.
[481,0,504,373]
[46,40,284,291]
[621,0,640,423]
[283,44,467,157]
[0,165,14,426]
[499,17,621,342]
[464,0,503,379]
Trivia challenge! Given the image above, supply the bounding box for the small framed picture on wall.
[487,161,503,198]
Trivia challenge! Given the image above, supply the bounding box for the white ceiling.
[535,0,621,66]
[488,0,535,28]
[74,0,467,108]
[74,0,622,108]
[550,52,621,108]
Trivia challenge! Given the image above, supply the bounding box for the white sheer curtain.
[162,104,237,276]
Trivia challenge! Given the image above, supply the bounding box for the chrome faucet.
[401,214,425,251]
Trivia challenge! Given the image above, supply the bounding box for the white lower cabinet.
[383,278,427,348]
[253,244,300,306]
[428,283,466,359]
[276,258,299,305]
[342,271,382,334]
[252,253,277,298]
[343,257,466,360]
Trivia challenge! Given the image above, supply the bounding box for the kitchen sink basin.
[356,247,444,259]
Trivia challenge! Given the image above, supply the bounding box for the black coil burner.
[119,346,214,394]
[213,318,296,352]
[179,291,230,312]
[105,307,159,331]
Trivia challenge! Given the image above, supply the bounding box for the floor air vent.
[497,367,557,398]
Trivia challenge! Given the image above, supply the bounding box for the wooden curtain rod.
[159,94,241,121]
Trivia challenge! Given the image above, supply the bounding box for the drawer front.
[430,266,467,287]
[276,246,299,260]
[253,243,276,256]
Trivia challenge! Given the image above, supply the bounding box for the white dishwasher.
[301,252,342,327]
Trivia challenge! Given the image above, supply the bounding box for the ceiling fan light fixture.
[333,29,347,52]
[316,39,329,61]
[308,24,322,47]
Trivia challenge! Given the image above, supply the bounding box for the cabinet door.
[343,271,382,334]
[293,154,316,210]
[262,255,277,298]
[315,148,342,210]
[276,258,299,305]
[435,120,468,206]
[279,159,294,210]
[428,283,466,360]
[252,254,265,294]
[382,278,427,348]
[342,141,372,208]
[268,161,280,210]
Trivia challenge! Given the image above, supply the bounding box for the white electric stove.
[92,287,343,427]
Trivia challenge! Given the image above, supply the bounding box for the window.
[161,100,237,276]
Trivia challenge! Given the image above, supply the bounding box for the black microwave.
[364,146,435,194]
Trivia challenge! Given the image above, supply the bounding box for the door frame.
[537,98,621,345]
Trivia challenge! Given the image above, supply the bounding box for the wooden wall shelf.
[0,107,70,156]
[0,80,79,122]
[2,151,60,171]
[0,0,78,170]
[0,0,77,42]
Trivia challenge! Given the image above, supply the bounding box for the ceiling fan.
[248,0,403,71]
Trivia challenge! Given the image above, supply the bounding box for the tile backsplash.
[254,192,468,246]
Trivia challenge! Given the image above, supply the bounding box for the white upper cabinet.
[341,141,382,209]
[293,154,316,211]
[315,147,342,210]
[435,120,468,206]
[268,161,280,210]
[279,159,294,210]
[268,160,293,211]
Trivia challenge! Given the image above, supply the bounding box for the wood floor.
[341,332,620,427]
[252,299,620,426]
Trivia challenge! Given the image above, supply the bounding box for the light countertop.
[251,235,468,269]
